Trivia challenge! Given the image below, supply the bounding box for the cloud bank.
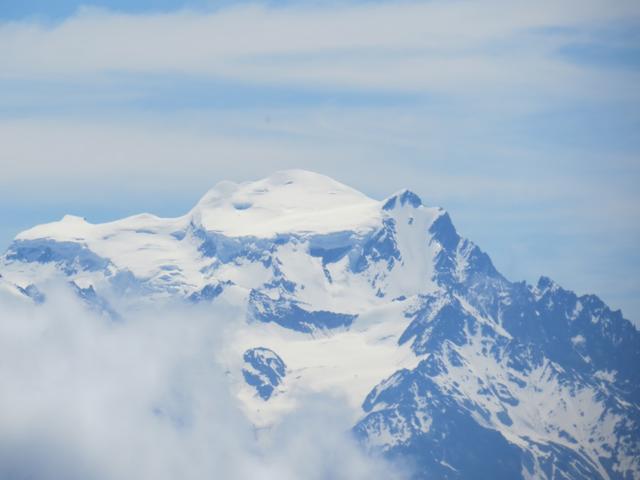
[0,283,407,480]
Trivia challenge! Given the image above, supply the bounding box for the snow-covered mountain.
[2,170,638,479]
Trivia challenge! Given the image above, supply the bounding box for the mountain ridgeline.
[1,170,638,480]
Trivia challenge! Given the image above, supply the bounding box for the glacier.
[1,169,638,480]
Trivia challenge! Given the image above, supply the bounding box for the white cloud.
[0,0,638,98]
[0,282,407,480]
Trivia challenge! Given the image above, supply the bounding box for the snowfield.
[2,170,638,480]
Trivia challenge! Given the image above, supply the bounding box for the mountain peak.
[536,275,560,295]
[263,169,346,187]
[61,214,87,223]
[382,189,423,211]
[202,170,357,199]
[191,170,381,237]
[14,171,433,242]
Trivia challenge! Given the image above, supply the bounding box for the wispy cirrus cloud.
[1,0,639,99]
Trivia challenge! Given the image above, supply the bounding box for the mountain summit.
[1,170,638,480]
[192,169,381,236]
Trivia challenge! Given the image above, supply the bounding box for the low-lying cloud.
[0,283,407,480]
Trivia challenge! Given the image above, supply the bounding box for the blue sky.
[0,0,639,322]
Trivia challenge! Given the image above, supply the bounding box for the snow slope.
[2,170,638,480]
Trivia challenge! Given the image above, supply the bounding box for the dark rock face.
[248,289,356,333]
[7,239,110,275]
[354,250,640,479]
[242,347,286,400]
